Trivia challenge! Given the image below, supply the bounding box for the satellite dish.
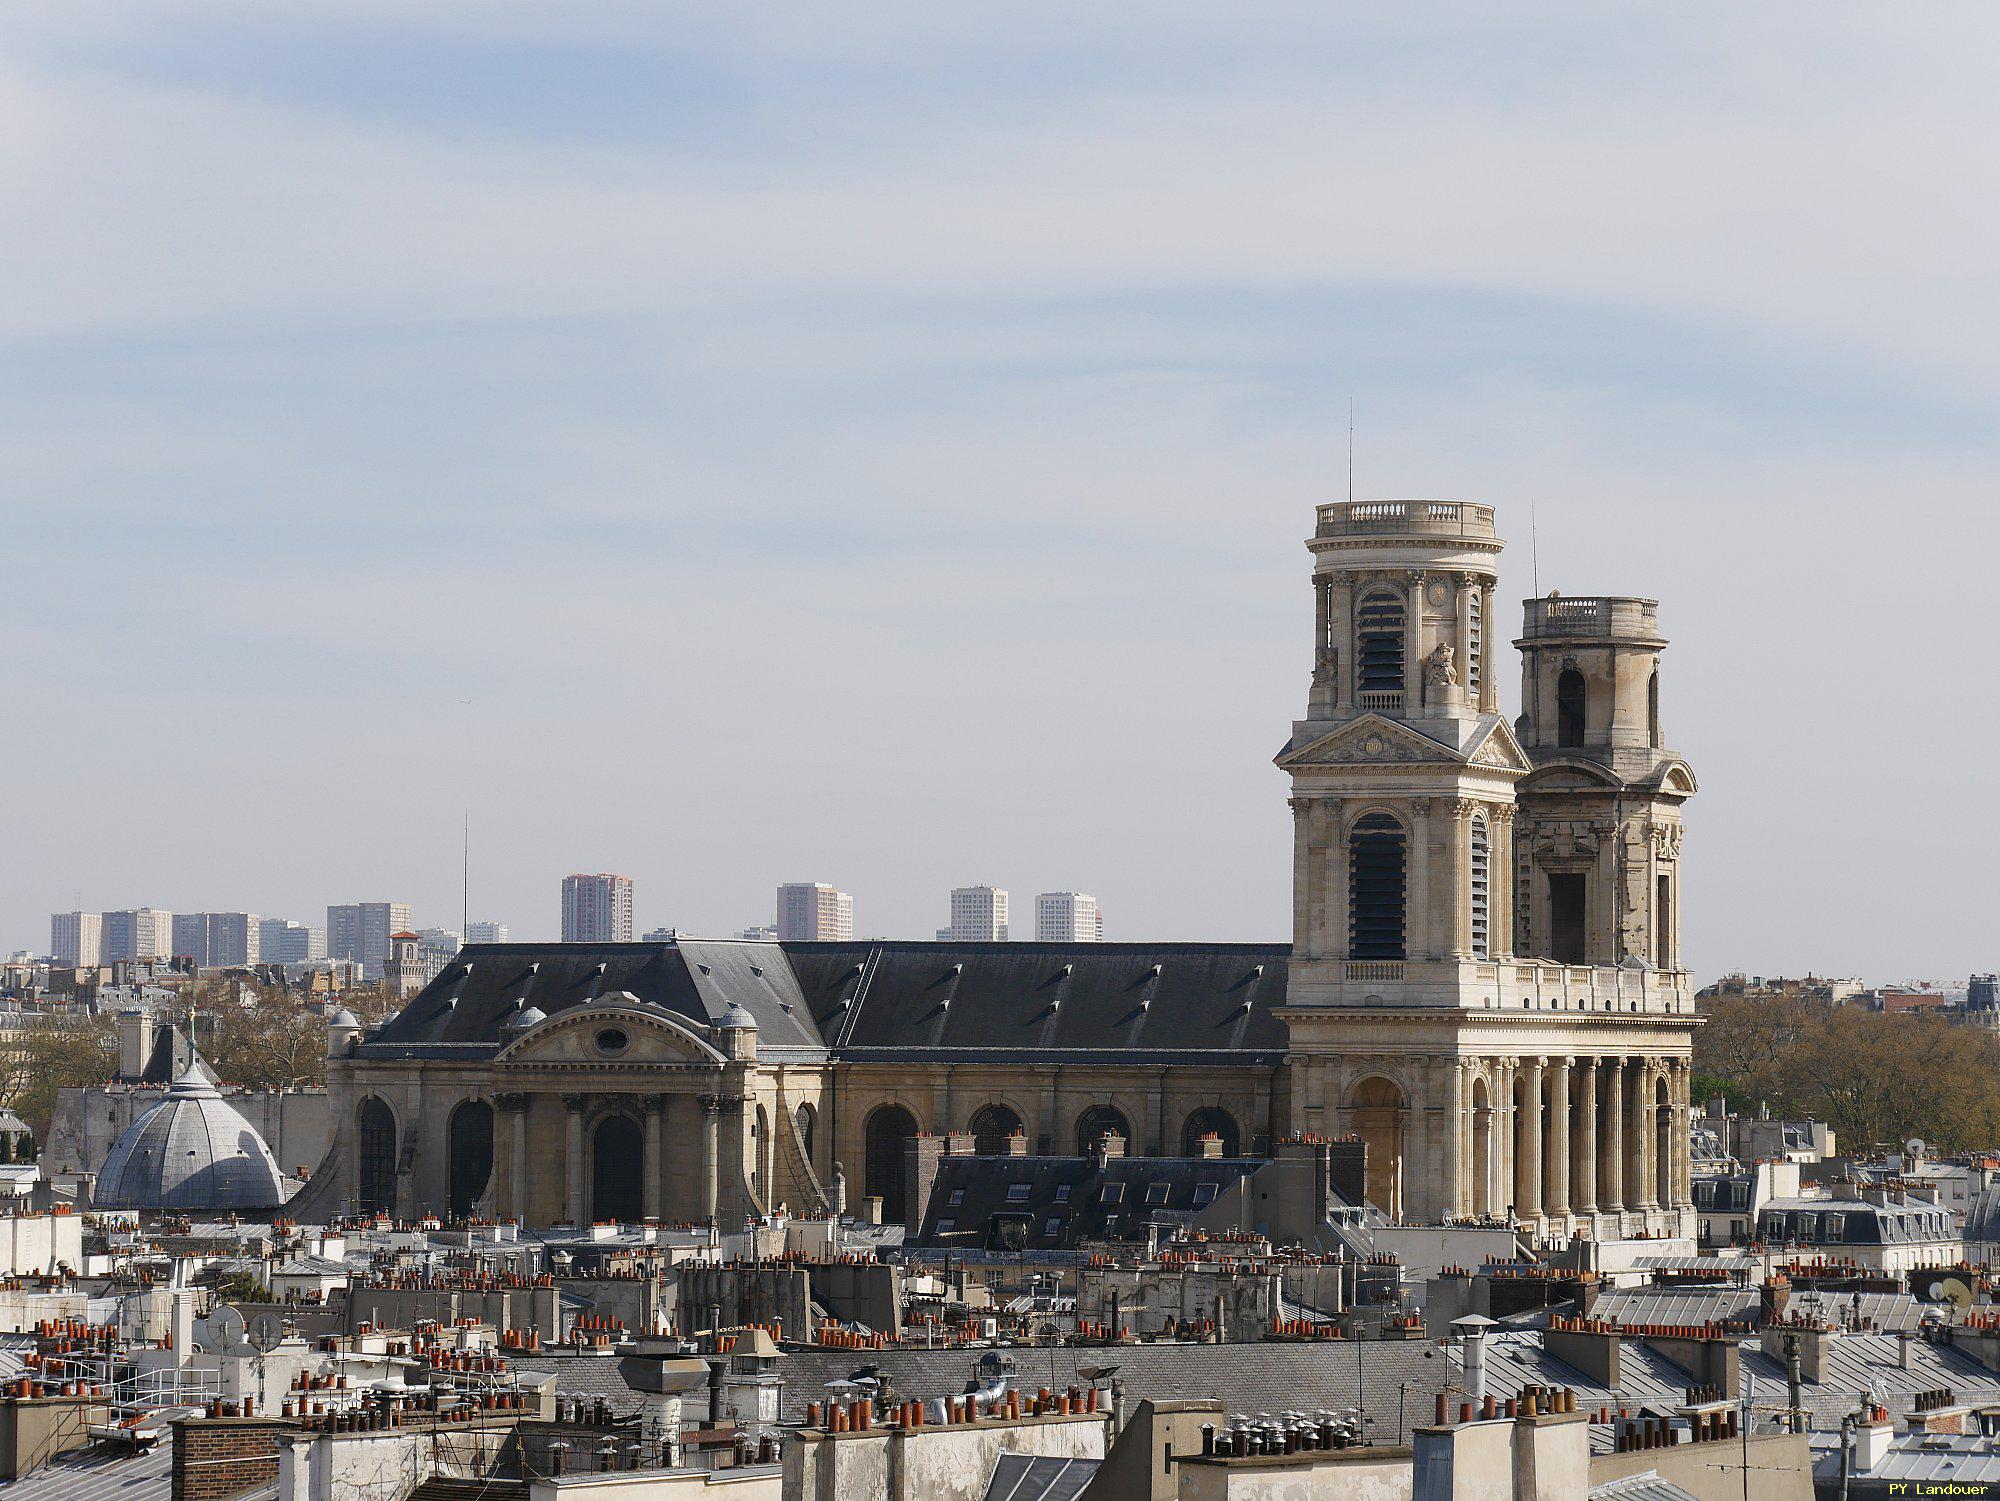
[203,1306,245,1352]
[250,1314,288,1353]
[1935,1277,1975,1309]
[1908,1139,1927,1157]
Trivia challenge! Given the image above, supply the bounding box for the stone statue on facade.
[1425,642,1458,687]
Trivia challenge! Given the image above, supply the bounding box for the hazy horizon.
[6,6,1999,981]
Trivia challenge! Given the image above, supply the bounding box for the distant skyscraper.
[1035,892,1100,943]
[415,928,463,980]
[466,921,509,945]
[102,909,175,963]
[328,902,413,981]
[170,912,259,967]
[50,912,102,967]
[258,918,325,964]
[641,926,678,943]
[949,886,1009,942]
[562,874,634,942]
[776,883,853,941]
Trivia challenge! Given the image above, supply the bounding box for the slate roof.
[93,1068,286,1212]
[914,1153,1270,1251]
[365,940,1291,1064]
[793,942,1288,1063]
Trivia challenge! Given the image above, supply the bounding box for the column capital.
[1405,569,1428,587]
[494,1093,532,1114]
[560,1093,591,1114]
[641,1097,668,1117]
[1449,798,1480,821]
[699,1094,746,1115]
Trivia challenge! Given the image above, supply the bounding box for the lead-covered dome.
[93,1065,286,1211]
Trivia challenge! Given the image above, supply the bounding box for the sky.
[2,4,1997,982]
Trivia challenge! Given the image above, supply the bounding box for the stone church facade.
[296,499,1697,1238]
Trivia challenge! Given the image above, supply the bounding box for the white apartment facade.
[561,873,634,943]
[949,885,1009,942]
[50,912,102,967]
[102,909,176,963]
[1035,891,1101,943]
[776,883,853,941]
[466,921,509,945]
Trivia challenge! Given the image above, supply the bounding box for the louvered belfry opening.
[1356,591,1406,695]
[1348,812,1409,960]
[1467,585,1483,697]
[1470,814,1491,960]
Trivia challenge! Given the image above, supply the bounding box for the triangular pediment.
[1276,714,1465,769]
[1466,718,1533,773]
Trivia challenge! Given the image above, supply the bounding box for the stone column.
[1409,798,1432,959]
[1601,1062,1624,1214]
[1450,800,1476,959]
[1311,579,1333,713]
[643,1100,666,1222]
[1635,1064,1657,1211]
[1574,1064,1598,1215]
[1332,578,1356,713]
[1442,1060,1465,1221]
[1478,581,1499,714]
[699,1095,723,1223]
[1521,1058,1544,1222]
[1404,571,1427,712]
[497,1093,530,1224]
[1290,797,1314,960]
[1671,1061,1691,1207]
[1546,1059,1571,1221]
[562,1094,588,1225]
[1491,807,1515,960]
[1496,1059,1516,1217]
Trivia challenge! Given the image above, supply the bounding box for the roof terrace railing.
[1519,597,1660,640]
[1315,500,1497,540]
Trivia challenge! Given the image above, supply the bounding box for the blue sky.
[4,4,1998,980]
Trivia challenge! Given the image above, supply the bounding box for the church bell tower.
[1274,499,1697,1239]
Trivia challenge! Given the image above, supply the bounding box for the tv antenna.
[461,810,470,937]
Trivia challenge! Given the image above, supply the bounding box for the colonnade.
[1318,1052,1694,1231]
[490,1090,748,1227]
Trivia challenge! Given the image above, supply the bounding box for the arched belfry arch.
[1347,1076,1406,1220]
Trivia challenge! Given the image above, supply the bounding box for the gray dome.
[509,1005,547,1030]
[719,1003,757,1029]
[327,1008,360,1029]
[93,1066,286,1211]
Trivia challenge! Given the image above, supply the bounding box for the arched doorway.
[1348,1078,1405,1220]
[1470,1076,1494,1218]
[591,1114,644,1224]
[357,1098,397,1217]
[864,1105,918,1222]
[1075,1105,1132,1155]
[1182,1107,1240,1158]
[446,1100,494,1219]
[968,1104,1023,1155]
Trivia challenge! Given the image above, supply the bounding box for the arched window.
[591,1114,644,1224]
[1557,668,1587,748]
[795,1102,816,1161]
[1648,670,1661,748]
[1349,813,1408,960]
[1469,814,1490,960]
[864,1105,919,1222]
[357,1098,397,1217]
[1075,1105,1132,1155]
[1182,1107,1240,1157]
[1356,590,1407,702]
[446,1100,494,1220]
[968,1104,1024,1155]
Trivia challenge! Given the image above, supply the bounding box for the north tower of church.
[1276,500,1696,1236]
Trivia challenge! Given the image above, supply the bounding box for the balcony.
[1356,690,1405,714]
[1315,500,1496,541]
[1519,596,1661,642]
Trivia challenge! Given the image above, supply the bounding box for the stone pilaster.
[1450,800,1477,959]
[1547,1058,1571,1220]
[1520,1058,1544,1220]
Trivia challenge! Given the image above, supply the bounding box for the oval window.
[595,1027,630,1056]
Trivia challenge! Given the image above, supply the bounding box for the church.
[294,498,1698,1240]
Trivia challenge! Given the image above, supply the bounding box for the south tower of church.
[1275,500,1696,1236]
